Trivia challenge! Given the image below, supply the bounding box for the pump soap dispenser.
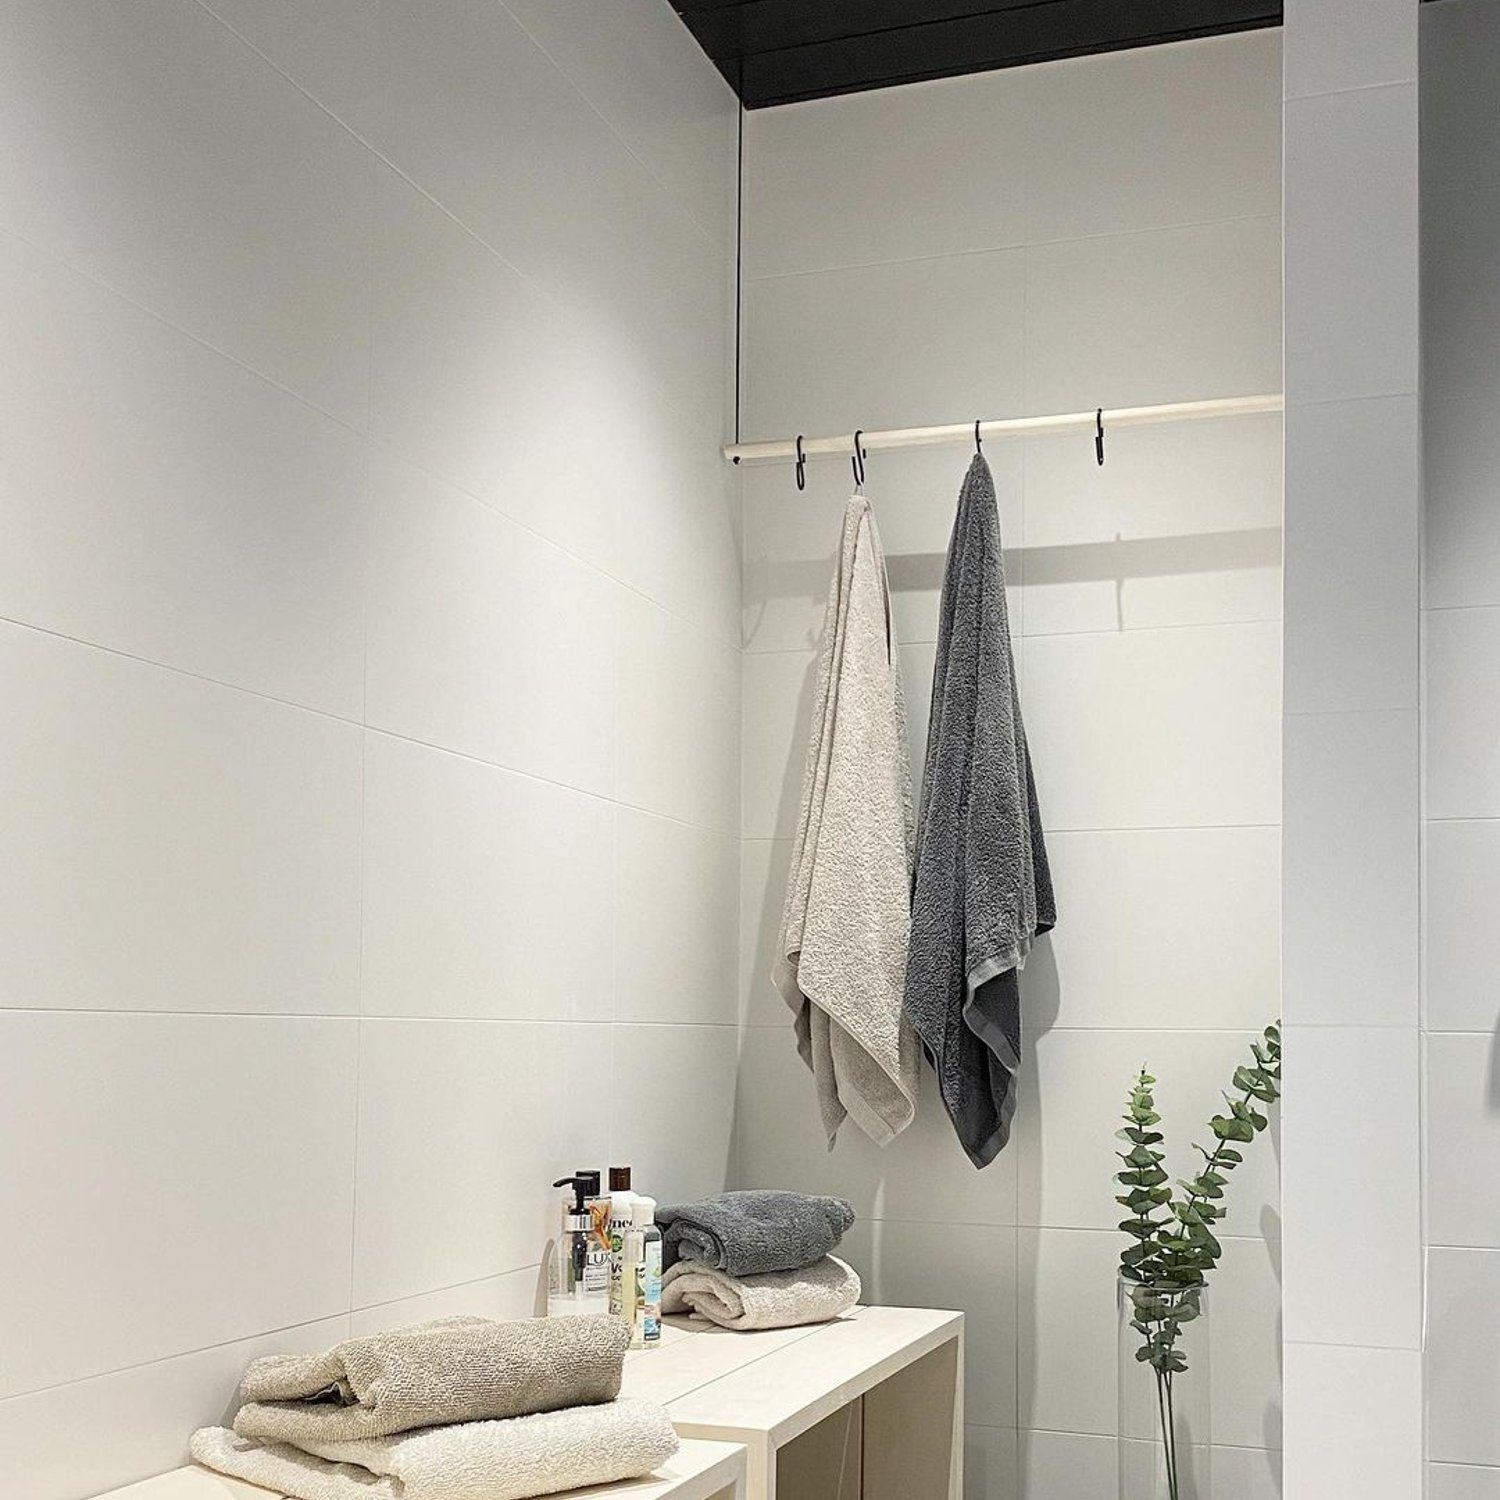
[548,1174,610,1317]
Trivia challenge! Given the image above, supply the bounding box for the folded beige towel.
[193,1399,678,1500]
[660,1254,861,1331]
[234,1315,627,1446]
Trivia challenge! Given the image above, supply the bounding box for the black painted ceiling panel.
[673,0,1285,108]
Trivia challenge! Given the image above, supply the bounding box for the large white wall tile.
[363,456,618,796]
[502,0,738,245]
[0,1012,356,1396]
[1022,415,1282,637]
[1280,1027,1421,1349]
[1426,1034,1500,1249]
[352,1020,610,1308]
[1431,1465,1500,1500]
[0,623,361,1015]
[736,1025,1019,1226]
[361,731,615,1023]
[616,808,737,1026]
[965,1426,1020,1500]
[743,73,1029,277]
[352,1264,541,1334]
[1283,0,1416,98]
[1284,85,1419,406]
[1422,179,1500,408]
[1429,1249,1500,1466]
[1425,396,1500,610]
[367,169,617,572]
[1041,827,1280,1030]
[1018,1429,1115,1500]
[0,231,367,718]
[1024,217,1282,412]
[1015,1028,1280,1236]
[843,1217,1019,1429]
[1283,396,1419,713]
[0,1313,352,1500]
[1421,0,1500,206]
[1211,1237,1285,1451]
[1281,710,1419,1026]
[1017,1227,1118,1435]
[1427,607,1500,819]
[368,0,725,428]
[1425,820,1500,1033]
[1026,32,1282,244]
[617,592,741,835]
[741,249,1026,441]
[739,838,792,1028]
[0,0,372,426]
[740,647,821,841]
[1022,622,1282,831]
[1282,1343,1421,1500]
[612,1023,738,1205]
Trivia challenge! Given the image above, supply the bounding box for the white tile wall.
[1425,7,1500,1484]
[738,34,1283,1496]
[0,3,740,1494]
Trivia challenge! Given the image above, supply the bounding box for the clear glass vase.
[1117,1276,1212,1500]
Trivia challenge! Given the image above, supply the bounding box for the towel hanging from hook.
[795,434,806,492]
[851,429,866,488]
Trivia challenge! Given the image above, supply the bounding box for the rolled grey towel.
[658,1190,855,1275]
[234,1315,627,1447]
[904,454,1056,1169]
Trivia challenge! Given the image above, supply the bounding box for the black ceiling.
[674,0,1284,109]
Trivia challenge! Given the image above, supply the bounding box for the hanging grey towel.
[657,1190,855,1275]
[233,1315,627,1447]
[904,454,1055,1169]
[773,493,920,1147]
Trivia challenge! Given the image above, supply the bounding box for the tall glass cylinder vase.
[1118,1276,1211,1500]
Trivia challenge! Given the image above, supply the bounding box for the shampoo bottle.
[632,1196,662,1350]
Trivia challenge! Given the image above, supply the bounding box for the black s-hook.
[974,419,983,455]
[851,430,866,488]
[795,434,806,492]
[1095,408,1106,467]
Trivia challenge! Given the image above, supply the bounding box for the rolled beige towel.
[234,1315,627,1447]
[660,1253,861,1331]
[193,1398,679,1500]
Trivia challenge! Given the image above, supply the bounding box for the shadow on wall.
[745,528,1283,653]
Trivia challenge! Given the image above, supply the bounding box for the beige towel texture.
[234,1315,627,1446]
[659,1254,861,1331]
[773,494,919,1148]
[192,1398,678,1500]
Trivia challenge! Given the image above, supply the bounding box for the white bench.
[91,1437,748,1500]
[623,1306,964,1500]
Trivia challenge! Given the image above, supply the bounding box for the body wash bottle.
[549,1174,610,1317]
[607,1166,637,1319]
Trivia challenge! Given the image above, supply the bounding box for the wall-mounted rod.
[723,393,1284,466]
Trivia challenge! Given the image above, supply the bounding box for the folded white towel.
[191,1398,678,1500]
[660,1254,861,1331]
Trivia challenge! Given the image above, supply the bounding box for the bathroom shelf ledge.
[624,1305,964,1500]
[89,1436,749,1500]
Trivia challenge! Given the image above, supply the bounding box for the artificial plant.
[1115,1022,1282,1500]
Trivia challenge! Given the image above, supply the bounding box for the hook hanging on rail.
[974,420,983,455]
[1095,408,1105,467]
[795,434,806,492]
[851,430,866,489]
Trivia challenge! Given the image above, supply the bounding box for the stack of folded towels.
[190,1314,677,1500]
[658,1190,861,1332]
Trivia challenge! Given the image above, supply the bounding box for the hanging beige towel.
[773,493,919,1147]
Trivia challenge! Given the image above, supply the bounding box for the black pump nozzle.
[553,1174,593,1214]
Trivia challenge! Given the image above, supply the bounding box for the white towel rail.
[722,393,1284,467]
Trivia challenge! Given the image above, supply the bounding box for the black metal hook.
[974,420,983,455]
[851,430,866,488]
[795,434,806,492]
[1095,408,1105,467]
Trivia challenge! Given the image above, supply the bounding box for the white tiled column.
[1281,2,1424,1495]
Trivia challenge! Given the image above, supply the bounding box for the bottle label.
[642,1240,662,1344]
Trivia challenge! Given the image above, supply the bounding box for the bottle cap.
[632,1196,656,1226]
[609,1166,632,1192]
